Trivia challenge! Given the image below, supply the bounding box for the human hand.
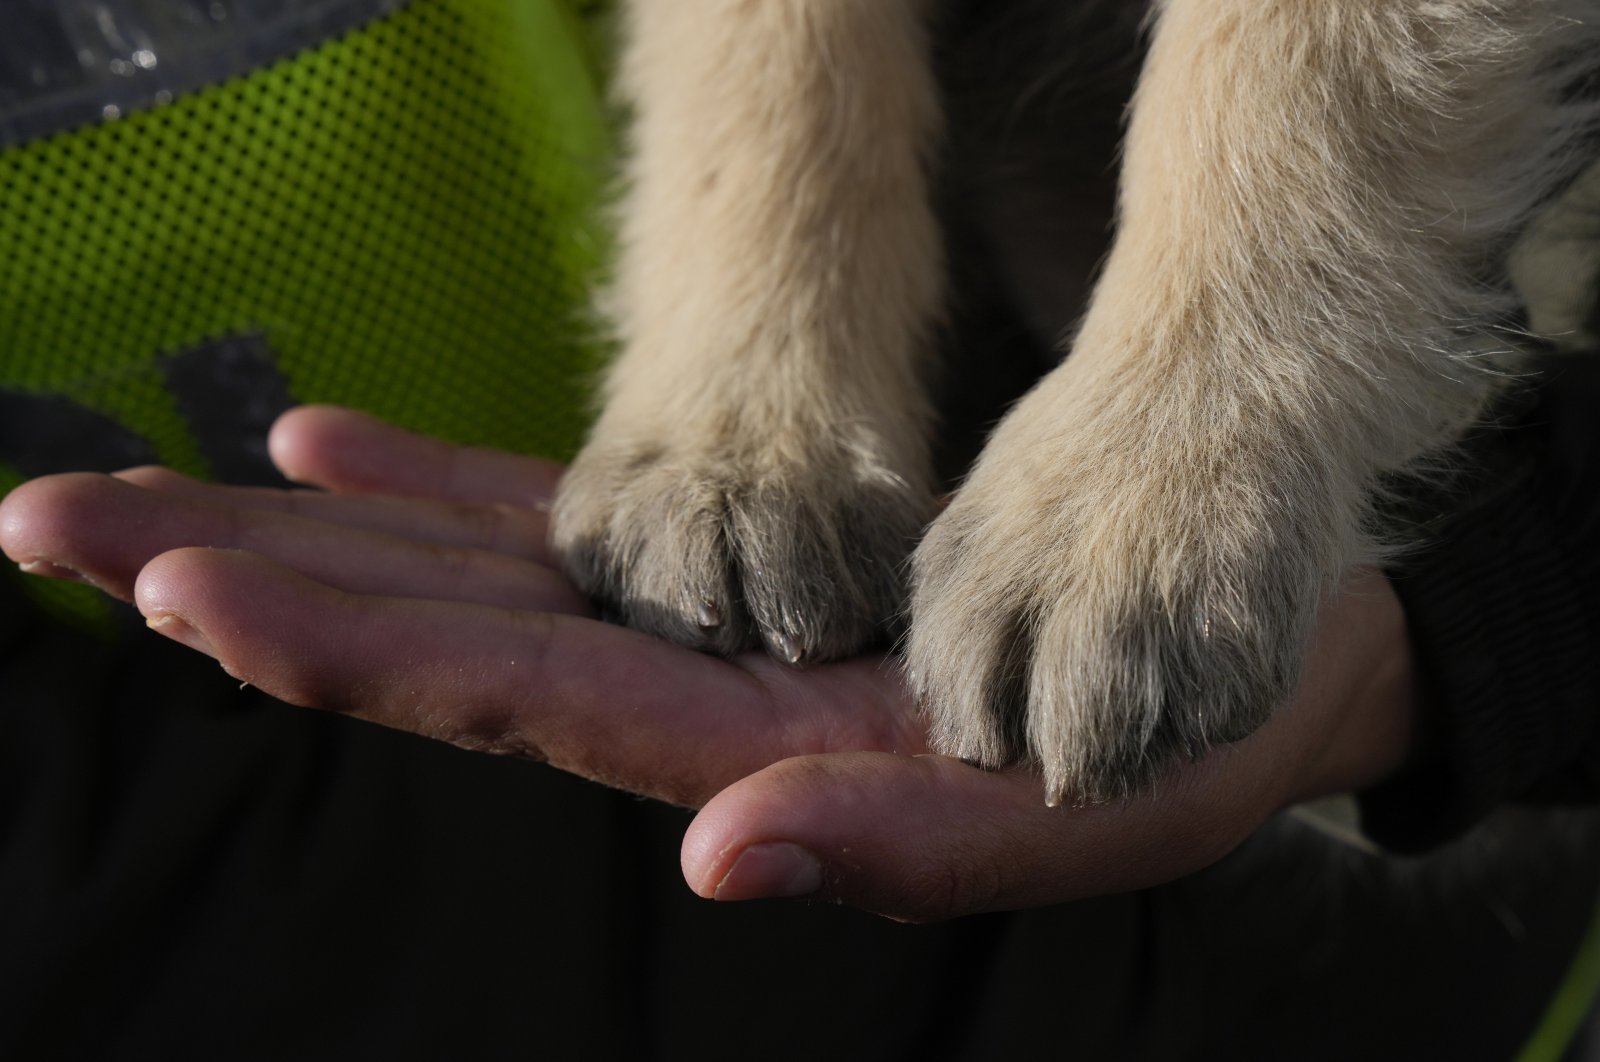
[0,406,1420,921]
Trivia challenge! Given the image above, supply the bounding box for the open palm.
[0,406,1418,920]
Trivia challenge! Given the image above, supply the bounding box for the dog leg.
[553,0,944,662]
[910,0,1600,803]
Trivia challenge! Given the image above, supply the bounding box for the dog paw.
[907,385,1347,804]
[552,429,933,664]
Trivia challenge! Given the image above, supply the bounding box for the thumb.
[680,750,1271,922]
[681,569,1418,922]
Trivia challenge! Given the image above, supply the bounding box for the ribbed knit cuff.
[1362,366,1600,852]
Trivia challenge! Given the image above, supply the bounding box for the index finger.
[134,546,926,808]
[269,406,566,509]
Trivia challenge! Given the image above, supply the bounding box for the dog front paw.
[908,388,1348,804]
[552,429,933,664]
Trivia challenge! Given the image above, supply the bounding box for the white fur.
[554,0,1600,803]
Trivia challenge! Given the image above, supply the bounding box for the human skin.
[0,406,1421,922]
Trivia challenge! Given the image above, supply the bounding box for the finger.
[133,548,923,808]
[681,571,1418,921]
[681,749,1267,922]
[1,473,587,614]
[269,406,564,509]
[114,465,553,565]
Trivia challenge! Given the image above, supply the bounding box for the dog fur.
[551,0,1600,804]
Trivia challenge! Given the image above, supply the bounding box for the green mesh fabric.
[0,0,613,625]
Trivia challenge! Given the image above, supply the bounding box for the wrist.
[1287,569,1422,805]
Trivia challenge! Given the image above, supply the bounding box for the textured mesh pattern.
[0,0,612,623]
[0,0,608,464]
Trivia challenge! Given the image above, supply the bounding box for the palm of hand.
[0,406,1417,920]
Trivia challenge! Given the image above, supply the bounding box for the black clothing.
[3,360,1600,1061]
[1365,358,1600,851]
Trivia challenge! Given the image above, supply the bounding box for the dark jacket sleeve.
[1361,355,1600,852]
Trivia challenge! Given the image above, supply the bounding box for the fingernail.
[18,560,84,582]
[713,843,823,901]
[146,612,216,657]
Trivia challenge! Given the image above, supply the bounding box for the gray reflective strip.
[160,332,295,487]
[0,389,156,476]
[0,0,411,147]
[0,333,293,483]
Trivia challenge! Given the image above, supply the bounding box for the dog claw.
[767,629,806,666]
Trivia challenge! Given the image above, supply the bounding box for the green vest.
[0,0,612,623]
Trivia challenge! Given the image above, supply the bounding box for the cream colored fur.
[552,0,1600,804]
[553,0,943,661]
